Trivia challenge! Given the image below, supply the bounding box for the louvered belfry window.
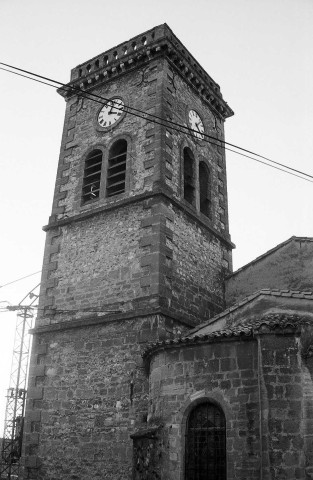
[106,139,127,197]
[183,147,195,206]
[82,149,103,203]
[199,161,211,218]
[185,402,226,480]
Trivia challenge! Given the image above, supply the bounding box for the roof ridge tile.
[143,314,313,359]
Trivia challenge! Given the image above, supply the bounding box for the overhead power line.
[0,271,41,289]
[0,306,120,314]
[1,62,313,184]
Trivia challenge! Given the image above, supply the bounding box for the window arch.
[183,147,195,206]
[199,161,211,218]
[185,402,226,480]
[82,149,103,204]
[106,139,127,197]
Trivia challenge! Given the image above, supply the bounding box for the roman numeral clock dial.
[97,98,125,128]
[188,109,205,140]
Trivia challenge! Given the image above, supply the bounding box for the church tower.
[23,24,234,479]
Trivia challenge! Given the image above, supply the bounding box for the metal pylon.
[0,285,39,480]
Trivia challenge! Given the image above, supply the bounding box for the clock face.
[98,98,125,128]
[188,109,205,140]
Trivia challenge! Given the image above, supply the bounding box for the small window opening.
[123,46,128,55]
[78,68,83,77]
[95,59,100,69]
[86,64,91,72]
[199,162,211,217]
[113,51,118,60]
[107,140,127,197]
[132,42,137,51]
[142,36,147,45]
[82,149,103,203]
[185,402,226,480]
[103,55,109,65]
[183,147,195,206]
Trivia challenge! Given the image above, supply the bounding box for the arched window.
[185,402,226,480]
[183,147,195,206]
[82,149,103,203]
[199,161,211,217]
[107,139,127,197]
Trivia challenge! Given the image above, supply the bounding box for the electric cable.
[0,271,41,289]
[2,62,313,181]
[219,146,313,182]
[36,307,122,314]
[1,62,313,183]
[1,66,311,184]
[0,306,121,314]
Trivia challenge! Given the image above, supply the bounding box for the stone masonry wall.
[38,55,168,323]
[26,30,235,480]
[38,202,156,325]
[259,332,313,479]
[50,58,164,222]
[260,335,305,480]
[160,58,230,237]
[23,314,181,480]
[38,53,232,326]
[146,329,313,479]
[148,338,260,480]
[38,194,231,328]
[226,238,313,306]
[168,203,230,321]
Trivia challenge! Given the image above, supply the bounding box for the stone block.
[24,455,39,468]
[29,433,40,445]
[35,344,48,355]
[27,387,43,400]
[144,158,155,170]
[32,365,45,377]
[27,410,42,422]
[285,383,302,399]
[220,357,237,371]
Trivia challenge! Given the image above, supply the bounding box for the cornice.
[43,188,235,250]
[143,313,309,362]
[58,24,233,120]
[30,305,195,335]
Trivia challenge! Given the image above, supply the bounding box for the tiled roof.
[186,288,313,338]
[228,236,313,278]
[143,313,310,360]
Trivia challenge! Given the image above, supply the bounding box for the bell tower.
[23,24,234,480]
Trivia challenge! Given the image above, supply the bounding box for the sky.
[0,0,312,431]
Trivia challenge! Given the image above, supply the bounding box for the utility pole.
[0,286,39,480]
